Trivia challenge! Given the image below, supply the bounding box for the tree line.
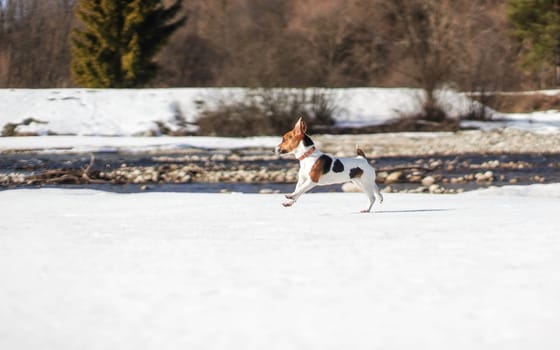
[0,0,558,91]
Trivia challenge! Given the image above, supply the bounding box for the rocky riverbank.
[314,129,560,157]
[1,129,559,193]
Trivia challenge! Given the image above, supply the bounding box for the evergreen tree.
[508,0,560,85]
[71,0,186,88]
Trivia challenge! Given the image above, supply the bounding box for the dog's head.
[275,117,307,155]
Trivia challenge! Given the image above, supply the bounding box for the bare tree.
[0,0,76,87]
[380,0,462,121]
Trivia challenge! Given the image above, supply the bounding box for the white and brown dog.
[275,117,383,212]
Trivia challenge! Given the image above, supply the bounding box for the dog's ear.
[294,117,307,135]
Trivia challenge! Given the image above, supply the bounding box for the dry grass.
[472,93,560,113]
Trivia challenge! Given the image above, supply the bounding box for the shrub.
[1,118,47,136]
[196,88,337,136]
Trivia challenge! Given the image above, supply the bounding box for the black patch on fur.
[303,134,314,147]
[333,159,344,173]
[349,167,364,179]
[319,155,332,174]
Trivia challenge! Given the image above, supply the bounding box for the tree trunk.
[555,40,560,86]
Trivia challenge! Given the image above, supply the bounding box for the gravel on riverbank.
[313,129,560,157]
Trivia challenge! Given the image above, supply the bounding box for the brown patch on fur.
[349,167,364,179]
[277,129,303,154]
[276,118,308,154]
[356,147,366,158]
[309,155,332,182]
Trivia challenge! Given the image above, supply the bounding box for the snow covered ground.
[1,185,560,349]
[2,88,560,137]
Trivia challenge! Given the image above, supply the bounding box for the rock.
[450,176,464,184]
[408,174,423,183]
[429,184,442,193]
[429,160,443,168]
[381,185,392,193]
[151,172,160,182]
[376,171,388,183]
[385,171,402,184]
[475,170,493,182]
[421,175,435,187]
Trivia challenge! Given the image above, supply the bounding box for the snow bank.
[0,88,486,136]
[1,187,559,349]
[0,88,211,136]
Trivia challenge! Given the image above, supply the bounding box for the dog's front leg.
[283,174,306,206]
[283,178,316,207]
[283,178,301,207]
[286,173,306,198]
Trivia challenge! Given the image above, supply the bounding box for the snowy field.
[1,185,560,349]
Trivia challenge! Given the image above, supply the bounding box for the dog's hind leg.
[373,181,383,204]
[352,179,375,213]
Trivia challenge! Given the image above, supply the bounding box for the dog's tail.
[356,145,367,158]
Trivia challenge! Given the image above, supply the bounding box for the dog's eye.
[288,135,293,140]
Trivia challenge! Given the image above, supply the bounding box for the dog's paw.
[285,194,295,200]
[282,201,294,207]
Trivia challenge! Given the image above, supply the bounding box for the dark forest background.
[0,0,554,91]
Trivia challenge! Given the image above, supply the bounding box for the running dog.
[275,117,383,212]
